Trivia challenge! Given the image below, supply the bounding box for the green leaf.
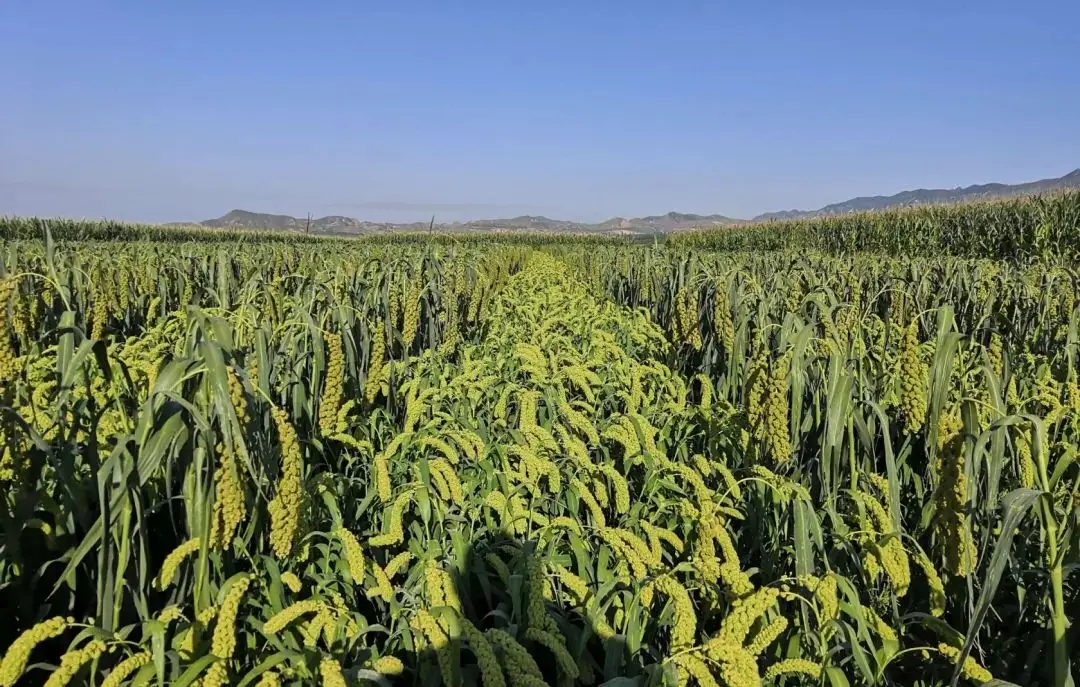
[825,666,851,687]
[174,655,217,687]
[951,488,1042,687]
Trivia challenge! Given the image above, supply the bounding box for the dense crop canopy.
[0,203,1078,686]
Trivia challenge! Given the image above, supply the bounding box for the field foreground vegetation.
[1,198,1079,686]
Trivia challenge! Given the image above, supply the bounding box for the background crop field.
[1,194,1079,686]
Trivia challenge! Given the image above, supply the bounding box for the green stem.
[847,419,858,493]
[1036,432,1069,687]
[112,503,131,632]
[1039,498,1068,687]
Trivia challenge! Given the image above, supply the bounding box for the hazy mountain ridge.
[754,168,1080,222]
[189,169,1080,235]
[193,209,745,235]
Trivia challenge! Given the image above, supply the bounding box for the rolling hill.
[754,168,1080,221]
[194,209,745,235]
[188,168,1080,235]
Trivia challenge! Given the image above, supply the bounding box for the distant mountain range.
[186,168,1080,235]
[190,209,745,236]
[754,168,1080,222]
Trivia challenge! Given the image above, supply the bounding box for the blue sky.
[2,1,1078,223]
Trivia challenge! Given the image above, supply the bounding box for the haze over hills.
[189,168,1080,235]
[754,167,1080,222]
[193,209,745,236]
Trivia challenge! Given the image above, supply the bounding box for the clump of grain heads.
[268,406,303,558]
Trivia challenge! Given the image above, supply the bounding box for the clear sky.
[2,1,1078,224]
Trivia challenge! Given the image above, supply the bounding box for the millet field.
[1,192,1079,687]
